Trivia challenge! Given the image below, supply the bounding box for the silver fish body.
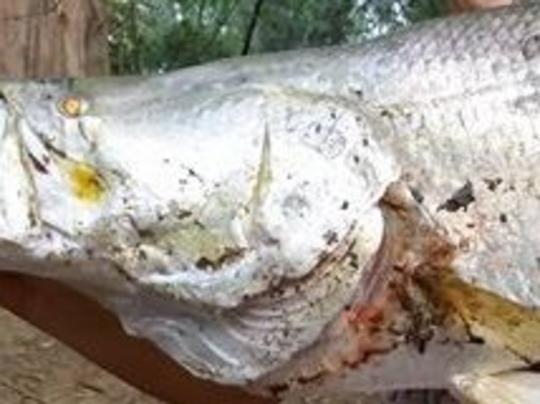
[1,4,540,403]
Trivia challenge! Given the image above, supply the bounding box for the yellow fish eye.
[58,96,86,118]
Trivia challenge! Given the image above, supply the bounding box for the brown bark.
[0,0,109,78]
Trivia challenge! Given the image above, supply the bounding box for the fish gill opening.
[343,181,540,370]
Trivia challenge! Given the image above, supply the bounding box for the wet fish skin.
[1,4,540,403]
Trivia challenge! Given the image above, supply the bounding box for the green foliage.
[106,0,450,75]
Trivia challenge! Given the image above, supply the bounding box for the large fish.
[1,4,540,403]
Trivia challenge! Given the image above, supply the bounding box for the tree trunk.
[0,0,109,78]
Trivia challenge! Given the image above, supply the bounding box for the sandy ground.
[0,308,161,404]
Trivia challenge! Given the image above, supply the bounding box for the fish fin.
[451,371,540,404]
[418,271,540,363]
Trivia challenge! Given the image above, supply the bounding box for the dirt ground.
[0,308,161,404]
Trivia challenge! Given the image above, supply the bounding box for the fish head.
[0,78,402,385]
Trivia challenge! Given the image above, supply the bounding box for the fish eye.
[58,95,86,118]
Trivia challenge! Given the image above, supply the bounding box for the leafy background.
[106,0,449,74]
